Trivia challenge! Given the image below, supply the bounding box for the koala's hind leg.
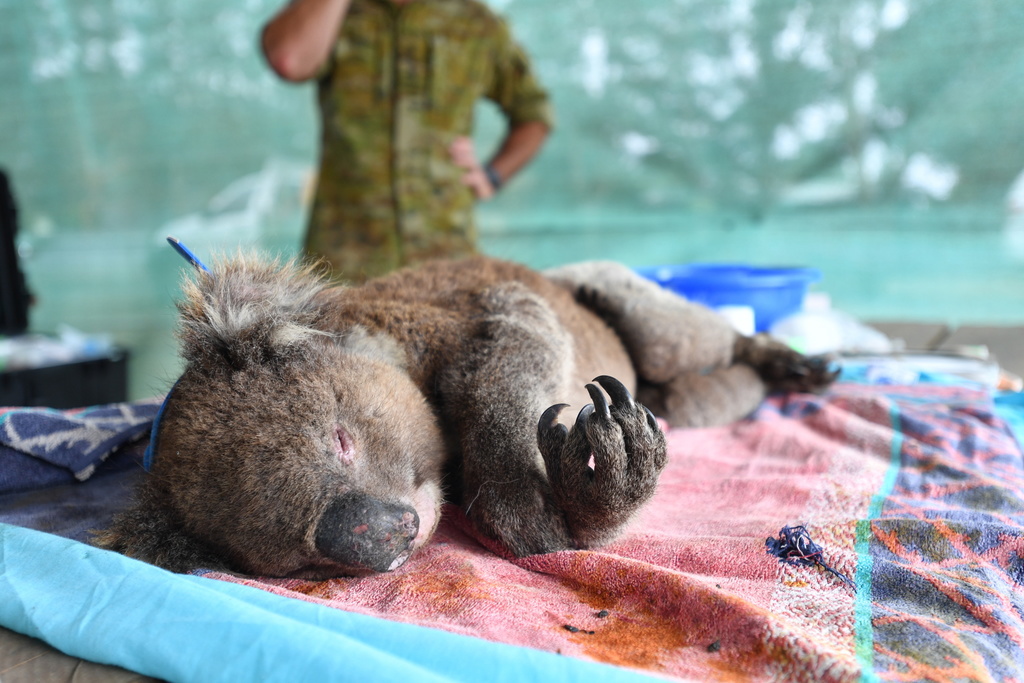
[439,282,666,556]
[634,336,838,428]
[545,262,836,428]
[732,332,837,394]
[544,261,738,384]
[634,366,766,428]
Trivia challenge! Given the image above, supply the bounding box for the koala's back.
[314,256,635,400]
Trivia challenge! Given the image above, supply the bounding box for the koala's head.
[101,257,446,578]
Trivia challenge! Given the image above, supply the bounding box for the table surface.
[866,321,1024,381]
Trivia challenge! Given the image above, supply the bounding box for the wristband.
[484,164,502,191]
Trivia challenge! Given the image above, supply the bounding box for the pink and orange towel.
[208,382,1024,682]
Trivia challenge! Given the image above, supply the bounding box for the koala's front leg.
[440,284,574,556]
[441,283,665,557]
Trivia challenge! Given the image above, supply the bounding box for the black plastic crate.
[0,349,129,409]
[0,169,31,335]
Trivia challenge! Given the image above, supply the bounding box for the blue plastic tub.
[635,264,822,332]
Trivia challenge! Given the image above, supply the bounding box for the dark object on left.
[0,169,128,409]
[0,169,31,335]
[0,350,129,409]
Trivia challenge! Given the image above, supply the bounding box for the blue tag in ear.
[166,236,211,273]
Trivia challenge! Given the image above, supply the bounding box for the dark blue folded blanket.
[0,399,161,495]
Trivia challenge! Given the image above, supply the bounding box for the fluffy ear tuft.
[176,254,332,371]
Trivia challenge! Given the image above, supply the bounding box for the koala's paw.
[736,333,839,394]
[537,375,667,548]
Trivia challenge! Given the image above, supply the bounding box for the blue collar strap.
[143,379,178,472]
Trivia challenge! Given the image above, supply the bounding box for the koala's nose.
[314,492,419,573]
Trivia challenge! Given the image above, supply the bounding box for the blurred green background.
[2,0,1023,399]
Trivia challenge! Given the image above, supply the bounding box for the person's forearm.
[486,120,550,187]
[261,0,353,82]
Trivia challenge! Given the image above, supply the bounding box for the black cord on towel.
[766,524,855,590]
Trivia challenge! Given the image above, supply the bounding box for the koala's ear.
[176,255,330,371]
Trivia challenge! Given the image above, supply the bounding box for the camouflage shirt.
[305,0,554,282]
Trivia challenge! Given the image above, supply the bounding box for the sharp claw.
[593,375,635,409]
[539,404,570,438]
[585,383,611,419]
[575,403,596,430]
[643,405,659,431]
[540,403,569,426]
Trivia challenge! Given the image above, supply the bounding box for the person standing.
[262,0,553,281]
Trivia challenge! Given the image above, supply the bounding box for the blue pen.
[166,236,211,273]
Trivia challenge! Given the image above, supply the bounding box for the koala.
[96,255,835,578]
